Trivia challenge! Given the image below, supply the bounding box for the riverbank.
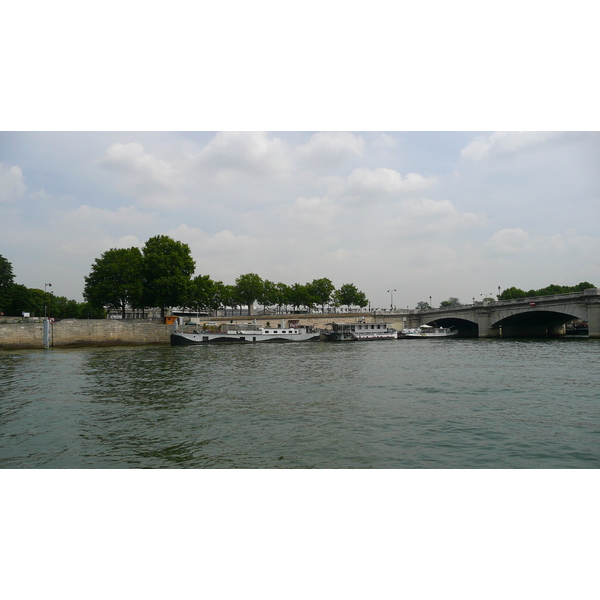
[0,319,171,349]
[0,313,401,349]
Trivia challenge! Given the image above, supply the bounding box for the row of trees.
[0,254,103,319]
[189,274,368,315]
[498,282,595,300]
[83,235,369,317]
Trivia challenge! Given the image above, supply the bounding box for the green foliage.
[440,297,461,307]
[275,282,290,312]
[307,278,335,312]
[0,254,15,312]
[234,273,263,314]
[499,282,595,300]
[142,235,195,317]
[84,247,144,318]
[334,283,368,310]
[260,279,279,310]
[415,300,430,310]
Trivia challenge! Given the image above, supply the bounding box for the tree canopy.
[84,247,143,318]
[334,283,368,311]
[0,254,15,313]
[142,235,196,317]
[499,282,595,300]
[234,273,263,315]
[440,297,461,307]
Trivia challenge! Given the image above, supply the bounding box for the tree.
[416,300,430,310]
[234,273,263,315]
[187,274,215,313]
[440,297,461,307]
[4,283,30,316]
[142,235,195,317]
[275,282,290,313]
[498,287,527,300]
[0,254,15,313]
[334,283,368,311]
[84,247,144,318]
[221,284,242,315]
[288,283,308,312]
[307,278,335,312]
[260,279,278,313]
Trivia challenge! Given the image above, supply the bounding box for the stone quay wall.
[0,319,173,349]
[0,312,407,349]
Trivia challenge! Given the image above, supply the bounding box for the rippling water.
[1,339,599,468]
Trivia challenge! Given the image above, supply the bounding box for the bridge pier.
[476,310,493,338]
[589,303,600,339]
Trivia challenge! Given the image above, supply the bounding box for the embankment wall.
[0,313,408,349]
[0,319,172,349]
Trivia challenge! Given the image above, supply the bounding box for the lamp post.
[387,289,396,311]
[44,282,52,318]
[429,295,432,309]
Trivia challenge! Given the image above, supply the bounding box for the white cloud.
[100,142,186,208]
[196,131,292,178]
[280,195,339,231]
[0,163,26,202]
[343,167,436,204]
[460,132,559,160]
[60,204,157,227]
[486,228,531,254]
[380,198,486,239]
[297,132,364,169]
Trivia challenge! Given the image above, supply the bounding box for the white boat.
[323,321,397,341]
[398,324,458,339]
[171,320,320,345]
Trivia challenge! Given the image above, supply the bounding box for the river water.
[1,338,599,468]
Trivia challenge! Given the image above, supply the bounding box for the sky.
[1,131,599,309]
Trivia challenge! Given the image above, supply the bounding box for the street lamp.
[387,289,396,311]
[44,282,52,318]
[429,295,432,309]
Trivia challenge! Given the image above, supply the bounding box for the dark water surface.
[1,339,599,468]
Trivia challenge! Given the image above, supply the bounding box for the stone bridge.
[407,288,600,338]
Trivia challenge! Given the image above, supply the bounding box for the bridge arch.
[491,308,586,338]
[421,316,479,337]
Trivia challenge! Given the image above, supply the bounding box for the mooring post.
[43,319,50,348]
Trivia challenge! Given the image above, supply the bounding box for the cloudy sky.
[1,131,598,309]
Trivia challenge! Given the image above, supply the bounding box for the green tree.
[260,279,278,313]
[220,284,242,315]
[307,278,335,312]
[334,283,368,311]
[142,236,195,317]
[440,297,461,307]
[275,282,290,313]
[84,247,144,318]
[234,273,263,315]
[4,283,30,316]
[187,274,216,313]
[0,254,15,313]
[415,300,430,310]
[288,283,308,312]
[498,287,527,300]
